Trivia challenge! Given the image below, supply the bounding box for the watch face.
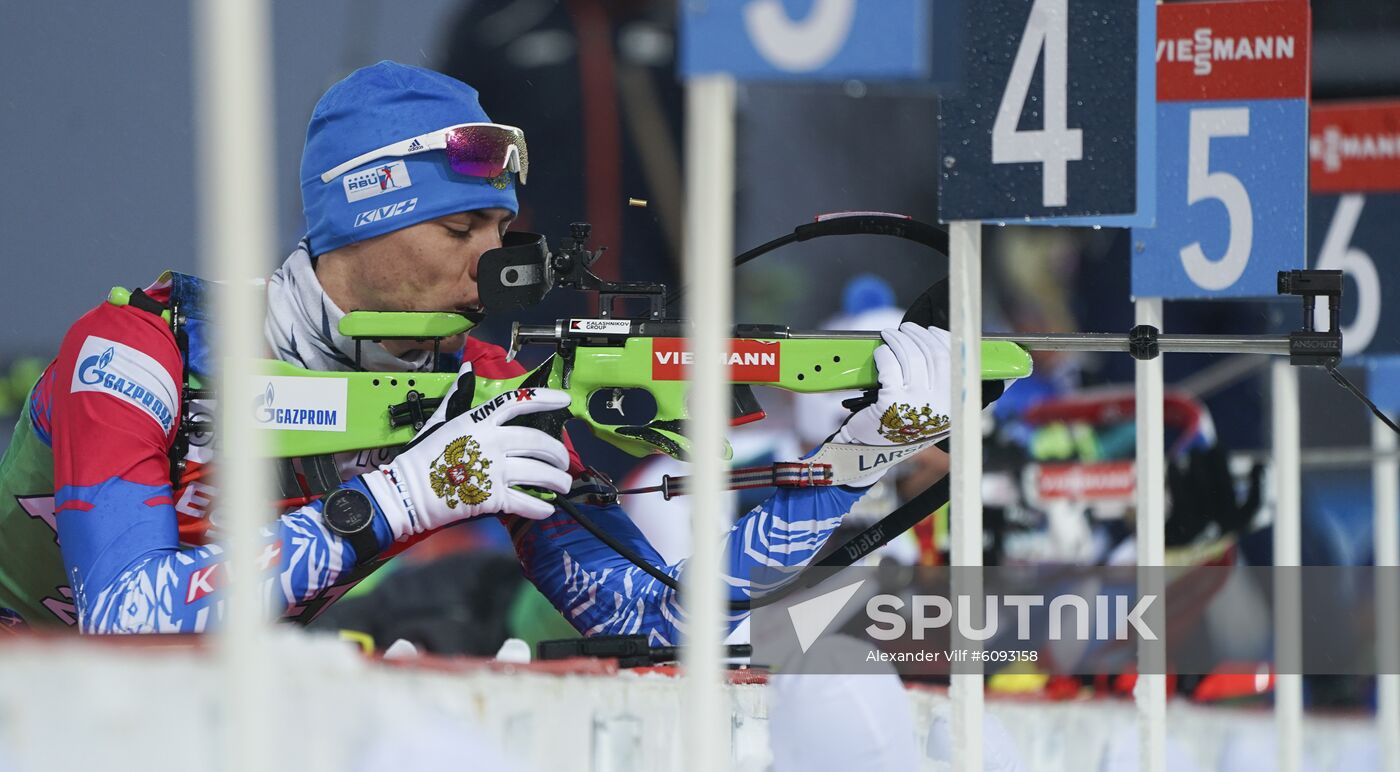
[324,490,373,534]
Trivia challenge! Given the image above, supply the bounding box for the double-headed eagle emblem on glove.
[877,403,950,443]
[429,435,492,507]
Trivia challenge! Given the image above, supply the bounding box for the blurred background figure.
[765,635,922,772]
[1097,724,1202,772]
[1216,729,1322,772]
[926,710,1028,772]
[354,696,528,772]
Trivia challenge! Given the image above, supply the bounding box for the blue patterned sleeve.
[511,485,864,646]
[59,477,393,634]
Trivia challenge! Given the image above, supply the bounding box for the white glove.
[363,365,573,539]
[829,322,952,486]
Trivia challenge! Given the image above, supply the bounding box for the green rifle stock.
[259,312,1032,460]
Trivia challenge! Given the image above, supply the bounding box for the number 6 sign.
[1309,100,1400,358]
[1131,1,1311,299]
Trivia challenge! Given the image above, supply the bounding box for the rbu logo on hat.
[354,197,419,228]
[343,160,412,203]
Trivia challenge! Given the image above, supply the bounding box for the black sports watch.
[321,488,380,565]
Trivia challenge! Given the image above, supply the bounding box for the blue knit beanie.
[300,61,519,255]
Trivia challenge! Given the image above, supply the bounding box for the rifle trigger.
[841,388,879,413]
[559,342,577,390]
[606,388,625,415]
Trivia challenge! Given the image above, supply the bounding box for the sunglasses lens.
[446,126,528,182]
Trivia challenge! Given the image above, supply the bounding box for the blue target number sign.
[1308,100,1400,359]
[679,0,932,81]
[1131,1,1311,299]
[938,0,1149,222]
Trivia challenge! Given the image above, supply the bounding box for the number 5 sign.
[1131,1,1311,299]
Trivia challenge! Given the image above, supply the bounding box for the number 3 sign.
[1132,0,1311,299]
[679,0,931,80]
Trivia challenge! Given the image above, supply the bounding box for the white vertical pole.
[1272,361,1303,772]
[194,0,275,770]
[1374,410,1400,772]
[949,221,983,772]
[1134,298,1166,772]
[682,73,735,772]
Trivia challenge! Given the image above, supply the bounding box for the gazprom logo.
[252,379,340,428]
[69,337,176,433]
[78,347,116,385]
[254,383,276,423]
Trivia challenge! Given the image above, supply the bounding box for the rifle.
[254,212,1386,612]
[259,215,1033,468]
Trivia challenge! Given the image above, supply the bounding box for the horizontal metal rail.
[982,332,1291,356]
[514,323,1297,357]
[1234,446,1400,470]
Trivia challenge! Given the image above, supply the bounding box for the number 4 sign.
[1131,0,1310,299]
[939,0,1146,221]
[989,0,1083,209]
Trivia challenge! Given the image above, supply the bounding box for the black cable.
[555,496,682,591]
[734,232,800,270]
[663,232,797,308]
[1327,366,1400,436]
[663,214,948,309]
